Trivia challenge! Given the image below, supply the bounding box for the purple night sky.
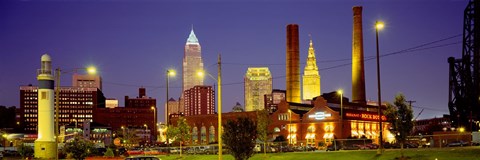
[0,0,467,121]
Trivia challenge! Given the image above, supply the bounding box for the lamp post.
[165,69,175,148]
[196,54,222,159]
[144,124,148,145]
[151,106,156,144]
[288,109,292,146]
[54,66,96,160]
[2,133,7,152]
[375,20,385,154]
[337,90,343,138]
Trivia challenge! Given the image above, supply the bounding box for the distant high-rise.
[302,38,321,100]
[286,24,301,103]
[165,98,181,122]
[72,73,102,90]
[183,28,204,94]
[244,67,272,111]
[184,85,215,116]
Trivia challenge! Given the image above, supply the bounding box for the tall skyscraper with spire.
[302,37,321,100]
[183,28,204,94]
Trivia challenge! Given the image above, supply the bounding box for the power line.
[103,34,462,88]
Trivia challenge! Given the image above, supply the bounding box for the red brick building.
[19,85,105,133]
[170,111,256,145]
[94,88,157,144]
[184,85,215,116]
[170,96,391,147]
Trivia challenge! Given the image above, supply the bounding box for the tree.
[385,93,414,159]
[117,127,140,147]
[256,110,271,155]
[17,143,34,158]
[104,148,114,157]
[64,136,97,160]
[166,117,191,156]
[0,106,17,130]
[223,117,256,160]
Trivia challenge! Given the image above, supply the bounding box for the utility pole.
[406,100,416,108]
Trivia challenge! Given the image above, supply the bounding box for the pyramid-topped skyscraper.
[183,28,204,94]
[302,37,321,100]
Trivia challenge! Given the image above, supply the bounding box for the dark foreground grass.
[157,147,480,160]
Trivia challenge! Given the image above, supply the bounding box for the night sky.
[0,0,467,121]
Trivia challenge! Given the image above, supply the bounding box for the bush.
[17,143,34,158]
[104,148,114,157]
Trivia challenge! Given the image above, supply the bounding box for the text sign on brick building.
[308,112,332,120]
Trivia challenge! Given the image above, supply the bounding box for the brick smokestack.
[351,6,366,104]
[286,24,301,103]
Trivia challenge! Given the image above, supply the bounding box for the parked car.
[343,145,360,150]
[366,143,379,149]
[125,156,160,160]
[447,141,468,147]
[352,144,368,150]
[326,144,341,151]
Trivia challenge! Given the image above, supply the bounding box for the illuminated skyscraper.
[183,29,204,93]
[302,38,321,100]
[244,67,272,111]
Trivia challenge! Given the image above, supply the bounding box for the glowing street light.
[288,109,292,145]
[165,69,175,149]
[337,89,343,138]
[54,66,97,160]
[151,106,156,144]
[375,20,385,154]
[197,55,222,159]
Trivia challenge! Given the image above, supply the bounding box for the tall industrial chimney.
[351,6,366,104]
[286,24,301,103]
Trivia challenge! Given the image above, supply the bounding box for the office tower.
[244,67,272,111]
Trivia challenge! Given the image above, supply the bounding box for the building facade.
[244,67,272,111]
[170,96,392,148]
[125,88,156,108]
[20,85,105,133]
[93,107,156,144]
[264,89,286,114]
[165,98,182,123]
[72,73,102,91]
[302,39,321,100]
[170,111,257,145]
[184,85,215,116]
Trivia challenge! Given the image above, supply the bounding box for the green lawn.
[157,147,480,160]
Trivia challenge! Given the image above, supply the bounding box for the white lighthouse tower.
[34,54,57,159]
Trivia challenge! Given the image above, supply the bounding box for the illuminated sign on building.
[345,112,386,121]
[308,112,332,120]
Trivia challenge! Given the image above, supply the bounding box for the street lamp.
[288,109,292,145]
[337,89,343,138]
[151,106,156,144]
[55,66,96,160]
[144,124,148,144]
[197,54,222,159]
[166,69,175,148]
[2,133,7,151]
[375,20,384,154]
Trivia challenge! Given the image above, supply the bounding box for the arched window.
[192,127,198,144]
[201,126,207,144]
[209,126,215,143]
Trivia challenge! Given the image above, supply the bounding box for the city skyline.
[0,0,467,120]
